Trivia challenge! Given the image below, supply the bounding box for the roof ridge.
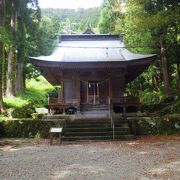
[59,34,123,42]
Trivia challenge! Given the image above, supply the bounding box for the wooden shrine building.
[30,31,156,115]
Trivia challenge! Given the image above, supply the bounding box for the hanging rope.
[78,76,111,85]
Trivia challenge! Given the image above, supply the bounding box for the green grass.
[4,76,54,109]
[0,116,35,121]
[1,76,54,120]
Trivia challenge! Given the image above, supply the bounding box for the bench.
[49,127,63,145]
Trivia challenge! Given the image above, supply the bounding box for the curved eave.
[30,55,157,85]
[30,54,157,69]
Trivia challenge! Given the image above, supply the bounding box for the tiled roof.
[30,34,156,63]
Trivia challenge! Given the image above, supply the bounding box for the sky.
[38,0,103,9]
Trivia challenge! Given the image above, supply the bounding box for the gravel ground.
[0,136,180,180]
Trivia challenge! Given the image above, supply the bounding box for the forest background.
[0,0,179,121]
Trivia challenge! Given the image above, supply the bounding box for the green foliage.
[99,0,179,105]
[11,104,35,118]
[157,98,180,116]
[0,120,58,138]
[25,7,101,78]
[140,91,164,105]
[36,14,60,56]
[42,8,101,34]
[4,76,53,108]
[2,76,54,118]
[141,93,180,116]
[99,0,121,34]
[34,131,41,143]
[135,116,180,135]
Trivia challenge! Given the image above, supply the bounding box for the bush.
[11,103,35,118]
[0,120,65,138]
[132,115,180,135]
[2,76,54,119]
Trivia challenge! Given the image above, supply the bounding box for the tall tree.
[125,0,180,93]
[99,0,179,97]
[99,0,121,34]
[0,0,5,112]
[5,0,40,95]
[6,0,17,97]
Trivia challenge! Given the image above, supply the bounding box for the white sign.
[49,127,63,133]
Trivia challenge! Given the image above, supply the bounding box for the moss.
[133,115,180,135]
[2,76,54,119]
[141,93,180,115]
[0,120,62,138]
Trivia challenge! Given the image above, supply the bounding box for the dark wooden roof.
[30,33,156,85]
[30,34,156,63]
[83,28,95,34]
[59,34,121,41]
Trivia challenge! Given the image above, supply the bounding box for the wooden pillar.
[76,75,80,113]
[58,80,64,104]
[109,77,112,100]
[97,83,99,104]
[87,82,89,104]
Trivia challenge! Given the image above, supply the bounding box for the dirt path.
[0,136,179,180]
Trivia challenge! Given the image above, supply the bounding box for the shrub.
[2,76,54,119]
[0,120,65,138]
[132,115,180,135]
[11,103,35,118]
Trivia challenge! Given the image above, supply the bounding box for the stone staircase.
[62,118,135,141]
[80,104,109,112]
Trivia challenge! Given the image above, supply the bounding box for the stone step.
[80,104,109,108]
[81,108,109,111]
[62,135,135,141]
[64,131,110,136]
[66,123,129,128]
[41,119,65,121]
[42,115,66,119]
[68,119,129,123]
[66,119,128,124]
[66,123,110,126]
[62,117,135,141]
[67,119,110,123]
[80,105,109,111]
[65,127,130,132]
[64,131,131,136]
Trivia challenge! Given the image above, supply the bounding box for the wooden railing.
[47,97,79,114]
[112,96,140,104]
[108,97,115,140]
[47,96,141,114]
[48,98,78,105]
[112,96,141,113]
[48,97,58,105]
[48,96,140,106]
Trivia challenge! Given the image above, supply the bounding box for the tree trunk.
[177,62,180,91]
[2,52,7,96]
[16,16,26,93]
[152,76,159,92]
[6,1,16,97]
[16,63,25,92]
[0,45,3,113]
[160,41,171,93]
[0,0,4,113]
[6,49,15,97]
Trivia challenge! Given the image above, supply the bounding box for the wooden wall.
[99,81,109,104]
[64,79,77,102]
[112,77,125,98]
[62,70,126,104]
[80,82,87,104]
